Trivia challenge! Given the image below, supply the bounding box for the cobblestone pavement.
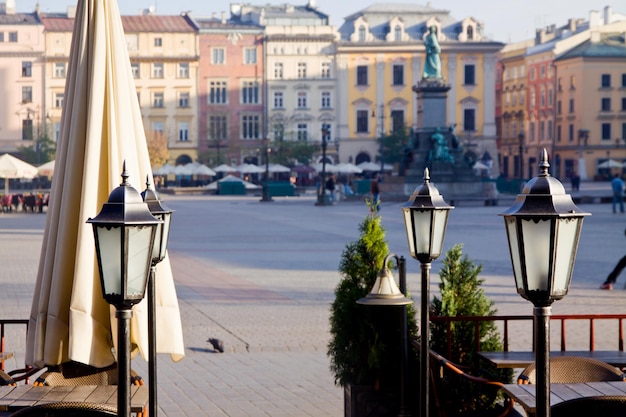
[0,181,625,416]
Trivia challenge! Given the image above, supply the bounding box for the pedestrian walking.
[326,174,336,203]
[611,174,624,214]
[601,229,626,290]
[370,173,380,211]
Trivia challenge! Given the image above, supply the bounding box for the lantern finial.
[120,160,129,186]
[538,149,550,177]
[423,168,430,184]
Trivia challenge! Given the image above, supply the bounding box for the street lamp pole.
[316,127,329,206]
[500,149,590,417]
[378,104,385,174]
[261,139,273,202]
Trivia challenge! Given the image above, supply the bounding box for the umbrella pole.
[117,309,132,417]
[148,266,158,417]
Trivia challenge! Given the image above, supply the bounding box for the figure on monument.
[423,25,442,80]
[429,127,454,164]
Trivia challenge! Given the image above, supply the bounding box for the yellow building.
[554,30,626,181]
[336,3,503,172]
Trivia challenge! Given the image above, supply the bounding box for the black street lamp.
[402,168,453,417]
[499,149,590,417]
[316,127,329,206]
[88,165,162,417]
[141,178,174,417]
[261,139,273,202]
[357,254,413,417]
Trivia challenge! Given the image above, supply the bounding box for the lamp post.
[141,178,174,417]
[261,139,273,202]
[88,165,162,417]
[357,254,413,417]
[316,127,329,206]
[373,104,385,174]
[499,149,590,417]
[402,169,453,417]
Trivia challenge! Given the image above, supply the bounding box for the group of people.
[321,173,380,208]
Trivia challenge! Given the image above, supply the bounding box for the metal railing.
[430,314,626,359]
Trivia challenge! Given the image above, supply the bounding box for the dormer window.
[394,25,402,41]
[358,26,366,42]
[467,25,474,40]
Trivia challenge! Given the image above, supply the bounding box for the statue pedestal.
[413,80,451,130]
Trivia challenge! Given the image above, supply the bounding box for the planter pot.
[344,384,399,417]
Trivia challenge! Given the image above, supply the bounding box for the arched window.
[358,26,366,42]
[467,25,474,40]
[394,25,402,41]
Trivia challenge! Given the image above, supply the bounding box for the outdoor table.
[502,381,626,416]
[478,350,626,369]
[0,384,148,416]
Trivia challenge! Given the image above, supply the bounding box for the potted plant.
[328,209,419,416]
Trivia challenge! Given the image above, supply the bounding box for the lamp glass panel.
[412,209,432,255]
[151,220,164,261]
[126,225,154,298]
[553,217,580,293]
[520,218,552,292]
[504,217,524,290]
[431,209,449,259]
[374,272,402,296]
[402,209,416,256]
[159,212,172,260]
[95,225,122,296]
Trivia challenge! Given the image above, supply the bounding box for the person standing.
[326,174,336,203]
[612,174,624,214]
[370,173,380,211]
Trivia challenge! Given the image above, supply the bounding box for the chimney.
[67,6,76,19]
[221,11,226,24]
[604,6,612,24]
[4,0,15,14]
[568,18,576,32]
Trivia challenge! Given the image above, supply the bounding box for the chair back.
[9,401,117,417]
[517,356,626,384]
[34,362,143,386]
[551,395,626,417]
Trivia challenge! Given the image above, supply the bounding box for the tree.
[377,127,411,166]
[17,128,56,165]
[146,132,169,167]
[430,244,512,415]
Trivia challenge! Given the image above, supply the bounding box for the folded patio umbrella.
[26,0,184,368]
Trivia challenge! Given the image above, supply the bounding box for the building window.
[602,98,611,112]
[358,26,366,41]
[570,75,576,89]
[391,110,404,133]
[178,92,190,108]
[622,97,626,111]
[394,25,402,41]
[540,89,545,107]
[297,123,308,141]
[8,31,17,42]
[54,62,66,78]
[463,108,476,131]
[322,123,331,141]
[212,48,225,64]
[242,115,260,139]
[153,92,164,108]
[321,62,331,78]
[539,121,545,141]
[529,122,536,142]
[356,110,368,133]
[54,93,64,108]
[178,122,189,142]
[356,65,368,86]
[622,123,626,140]
[540,65,545,78]
[464,64,476,85]
[568,124,574,142]
[622,74,626,87]
[0,33,4,42]
[601,74,611,88]
[321,91,331,108]
[152,63,164,79]
[569,99,574,113]
[274,62,283,79]
[548,88,553,106]
[209,115,228,140]
[273,92,283,109]
[244,48,257,64]
[392,64,404,86]
[152,122,164,139]
[297,91,308,109]
[557,100,562,114]
[273,124,285,141]
[557,125,561,142]
[22,118,33,140]
[22,86,32,103]
[178,62,189,78]
[209,81,227,104]
[602,123,611,140]
[154,37,162,47]
[131,62,140,79]
[22,62,32,77]
[297,62,307,79]
[547,120,553,139]
[242,81,259,104]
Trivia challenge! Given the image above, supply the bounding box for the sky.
[15,0,620,43]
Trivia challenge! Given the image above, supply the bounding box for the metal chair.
[33,361,143,386]
[551,395,626,417]
[9,401,117,417]
[517,356,626,384]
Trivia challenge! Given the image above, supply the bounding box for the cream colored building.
[0,1,45,155]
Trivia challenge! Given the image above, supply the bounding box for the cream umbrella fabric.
[26,0,184,368]
[37,160,56,177]
[0,154,38,195]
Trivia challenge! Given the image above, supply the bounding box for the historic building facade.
[335,3,503,171]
